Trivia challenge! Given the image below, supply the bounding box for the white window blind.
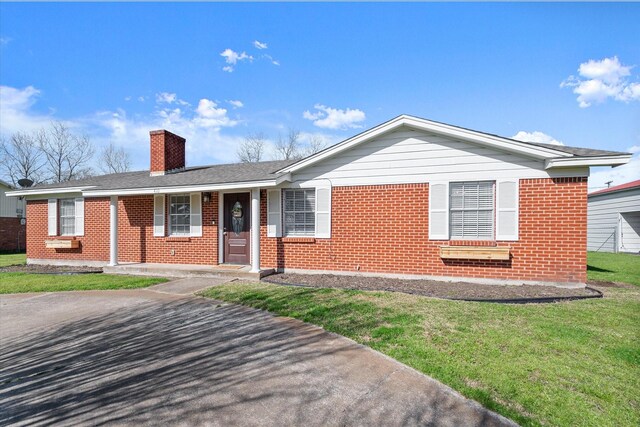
[449,181,494,240]
[283,188,315,236]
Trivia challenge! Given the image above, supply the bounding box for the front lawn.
[202,283,639,427]
[587,251,640,286]
[0,272,166,294]
[0,253,26,267]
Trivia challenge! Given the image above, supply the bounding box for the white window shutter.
[315,185,332,239]
[429,182,449,240]
[267,189,282,237]
[496,179,519,241]
[48,198,57,236]
[74,198,85,236]
[153,195,165,237]
[190,192,202,237]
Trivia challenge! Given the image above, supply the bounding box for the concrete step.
[103,263,273,280]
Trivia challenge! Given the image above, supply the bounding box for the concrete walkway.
[0,280,517,426]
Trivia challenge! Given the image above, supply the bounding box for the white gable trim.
[275,115,577,175]
[545,155,631,169]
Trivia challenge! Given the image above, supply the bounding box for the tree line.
[0,122,130,187]
[237,128,327,163]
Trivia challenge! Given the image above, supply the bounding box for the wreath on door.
[231,201,244,235]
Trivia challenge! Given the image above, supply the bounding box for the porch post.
[109,195,118,266]
[250,188,260,273]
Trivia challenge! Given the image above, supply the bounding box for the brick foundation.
[260,178,587,283]
[0,217,26,252]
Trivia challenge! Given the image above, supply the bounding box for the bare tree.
[274,128,302,160]
[99,143,131,174]
[303,135,328,157]
[237,132,266,163]
[39,122,94,182]
[0,132,46,186]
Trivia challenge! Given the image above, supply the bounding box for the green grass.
[0,253,26,267]
[0,272,166,294]
[587,251,640,286]
[202,283,640,427]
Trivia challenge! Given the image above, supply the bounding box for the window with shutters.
[283,189,315,236]
[449,181,494,239]
[59,198,76,236]
[169,194,191,236]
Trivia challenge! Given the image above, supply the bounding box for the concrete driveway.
[0,279,516,426]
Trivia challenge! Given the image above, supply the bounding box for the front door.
[224,192,250,264]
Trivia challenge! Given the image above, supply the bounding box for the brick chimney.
[149,130,186,176]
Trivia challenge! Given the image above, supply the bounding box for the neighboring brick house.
[7,115,631,286]
[0,180,27,252]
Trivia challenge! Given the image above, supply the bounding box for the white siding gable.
[292,127,588,187]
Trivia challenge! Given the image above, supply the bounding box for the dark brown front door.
[224,192,250,265]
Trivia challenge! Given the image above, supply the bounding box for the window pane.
[283,189,316,236]
[449,181,494,239]
[169,195,191,235]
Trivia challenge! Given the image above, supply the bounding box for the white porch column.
[250,188,261,273]
[109,195,118,266]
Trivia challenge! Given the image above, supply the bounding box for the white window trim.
[169,193,192,237]
[449,181,495,241]
[59,198,77,236]
[282,188,316,237]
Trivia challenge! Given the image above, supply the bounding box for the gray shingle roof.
[28,160,296,192]
[512,141,628,157]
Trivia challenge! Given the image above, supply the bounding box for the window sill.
[282,237,316,243]
[440,246,510,261]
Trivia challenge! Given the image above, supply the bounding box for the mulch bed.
[263,273,602,303]
[0,264,103,274]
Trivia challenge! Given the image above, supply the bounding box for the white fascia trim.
[545,154,631,170]
[81,179,279,197]
[6,186,95,197]
[276,115,573,174]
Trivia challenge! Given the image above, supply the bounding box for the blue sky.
[1,2,639,189]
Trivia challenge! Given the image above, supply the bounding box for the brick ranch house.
[7,115,631,286]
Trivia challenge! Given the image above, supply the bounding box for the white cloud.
[254,40,268,50]
[137,96,146,102]
[155,92,177,104]
[227,100,244,109]
[627,145,640,154]
[263,54,280,66]
[194,99,237,129]
[561,56,640,107]
[512,130,564,146]
[220,48,253,72]
[0,37,11,46]
[302,104,366,130]
[0,85,244,171]
[0,85,55,134]
[589,154,640,191]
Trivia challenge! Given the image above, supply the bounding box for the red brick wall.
[26,194,219,265]
[260,178,588,283]
[117,194,218,265]
[0,217,26,252]
[150,130,186,174]
[26,198,110,262]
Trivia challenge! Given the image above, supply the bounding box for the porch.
[103,262,274,280]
